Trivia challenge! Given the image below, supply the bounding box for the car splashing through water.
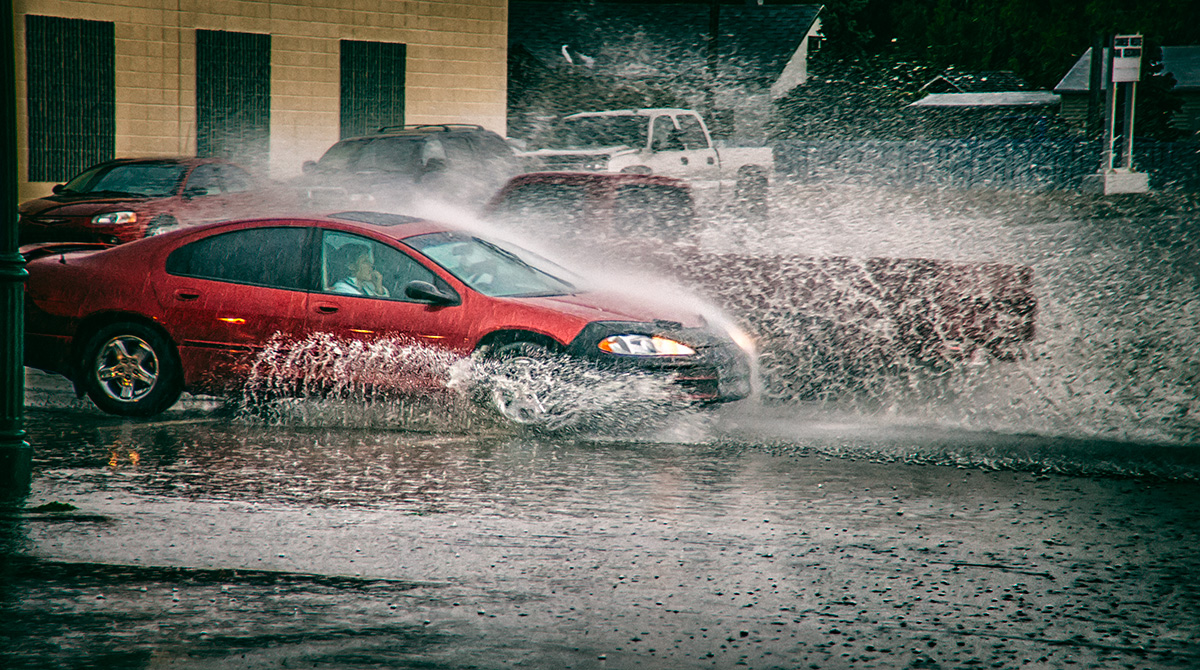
[237,333,696,434]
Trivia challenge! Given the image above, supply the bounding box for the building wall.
[13,0,508,200]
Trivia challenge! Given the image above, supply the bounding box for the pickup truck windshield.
[546,115,647,150]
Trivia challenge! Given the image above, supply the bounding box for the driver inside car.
[331,243,390,297]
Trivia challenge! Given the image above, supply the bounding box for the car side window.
[320,230,439,301]
[676,115,709,150]
[166,227,311,290]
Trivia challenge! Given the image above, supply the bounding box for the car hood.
[512,291,706,329]
[20,194,155,217]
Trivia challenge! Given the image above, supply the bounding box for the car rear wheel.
[487,342,562,427]
[81,322,183,417]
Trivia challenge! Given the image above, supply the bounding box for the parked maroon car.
[19,157,267,245]
[22,211,752,421]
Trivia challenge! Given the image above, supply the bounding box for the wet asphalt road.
[3,375,1200,670]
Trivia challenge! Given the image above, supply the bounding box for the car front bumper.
[568,321,753,403]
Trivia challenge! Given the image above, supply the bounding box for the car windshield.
[544,115,648,150]
[405,232,576,298]
[60,163,189,197]
[315,139,372,171]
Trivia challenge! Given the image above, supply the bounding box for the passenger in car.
[331,243,390,297]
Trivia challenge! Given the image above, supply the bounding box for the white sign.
[1111,34,1143,82]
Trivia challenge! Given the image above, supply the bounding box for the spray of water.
[235,332,700,435]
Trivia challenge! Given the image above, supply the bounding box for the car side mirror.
[405,280,461,306]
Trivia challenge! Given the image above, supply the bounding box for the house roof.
[920,69,1031,93]
[1055,46,1200,92]
[508,2,821,89]
[908,92,1062,108]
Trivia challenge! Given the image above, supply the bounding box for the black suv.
[297,124,523,209]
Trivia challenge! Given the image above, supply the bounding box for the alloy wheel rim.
[95,335,159,403]
[492,356,552,424]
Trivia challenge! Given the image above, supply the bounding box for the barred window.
[196,30,271,171]
[340,40,407,139]
[25,15,115,182]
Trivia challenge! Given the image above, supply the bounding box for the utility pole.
[705,0,719,119]
[1087,34,1104,138]
[1,0,32,500]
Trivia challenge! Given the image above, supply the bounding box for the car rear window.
[612,184,696,236]
[491,183,587,230]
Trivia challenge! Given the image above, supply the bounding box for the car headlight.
[598,334,696,357]
[92,211,137,225]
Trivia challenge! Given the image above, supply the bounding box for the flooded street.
[5,185,1200,669]
[5,392,1200,668]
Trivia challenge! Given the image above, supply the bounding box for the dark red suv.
[23,211,753,422]
[19,157,267,245]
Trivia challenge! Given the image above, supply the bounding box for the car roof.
[98,157,235,167]
[340,123,503,143]
[145,211,466,247]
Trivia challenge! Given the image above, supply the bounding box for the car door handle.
[707,156,715,165]
[314,303,340,314]
[681,156,689,165]
[174,290,200,302]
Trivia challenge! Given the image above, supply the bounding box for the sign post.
[1085,33,1150,194]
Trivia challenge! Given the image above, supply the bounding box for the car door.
[674,112,720,181]
[309,229,475,358]
[154,224,314,390]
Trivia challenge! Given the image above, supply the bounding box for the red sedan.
[19,157,267,245]
[22,211,752,422]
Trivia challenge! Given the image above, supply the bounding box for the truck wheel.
[81,322,183,417]
[735,167,768,220]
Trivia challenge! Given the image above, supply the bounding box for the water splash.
[235,333,696,435]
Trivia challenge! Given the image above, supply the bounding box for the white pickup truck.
[519,108,773,213]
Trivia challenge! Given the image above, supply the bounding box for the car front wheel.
[81,322,183,417]
[487,342,564,428]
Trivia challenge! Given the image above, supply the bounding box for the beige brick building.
[13,0,508,201]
